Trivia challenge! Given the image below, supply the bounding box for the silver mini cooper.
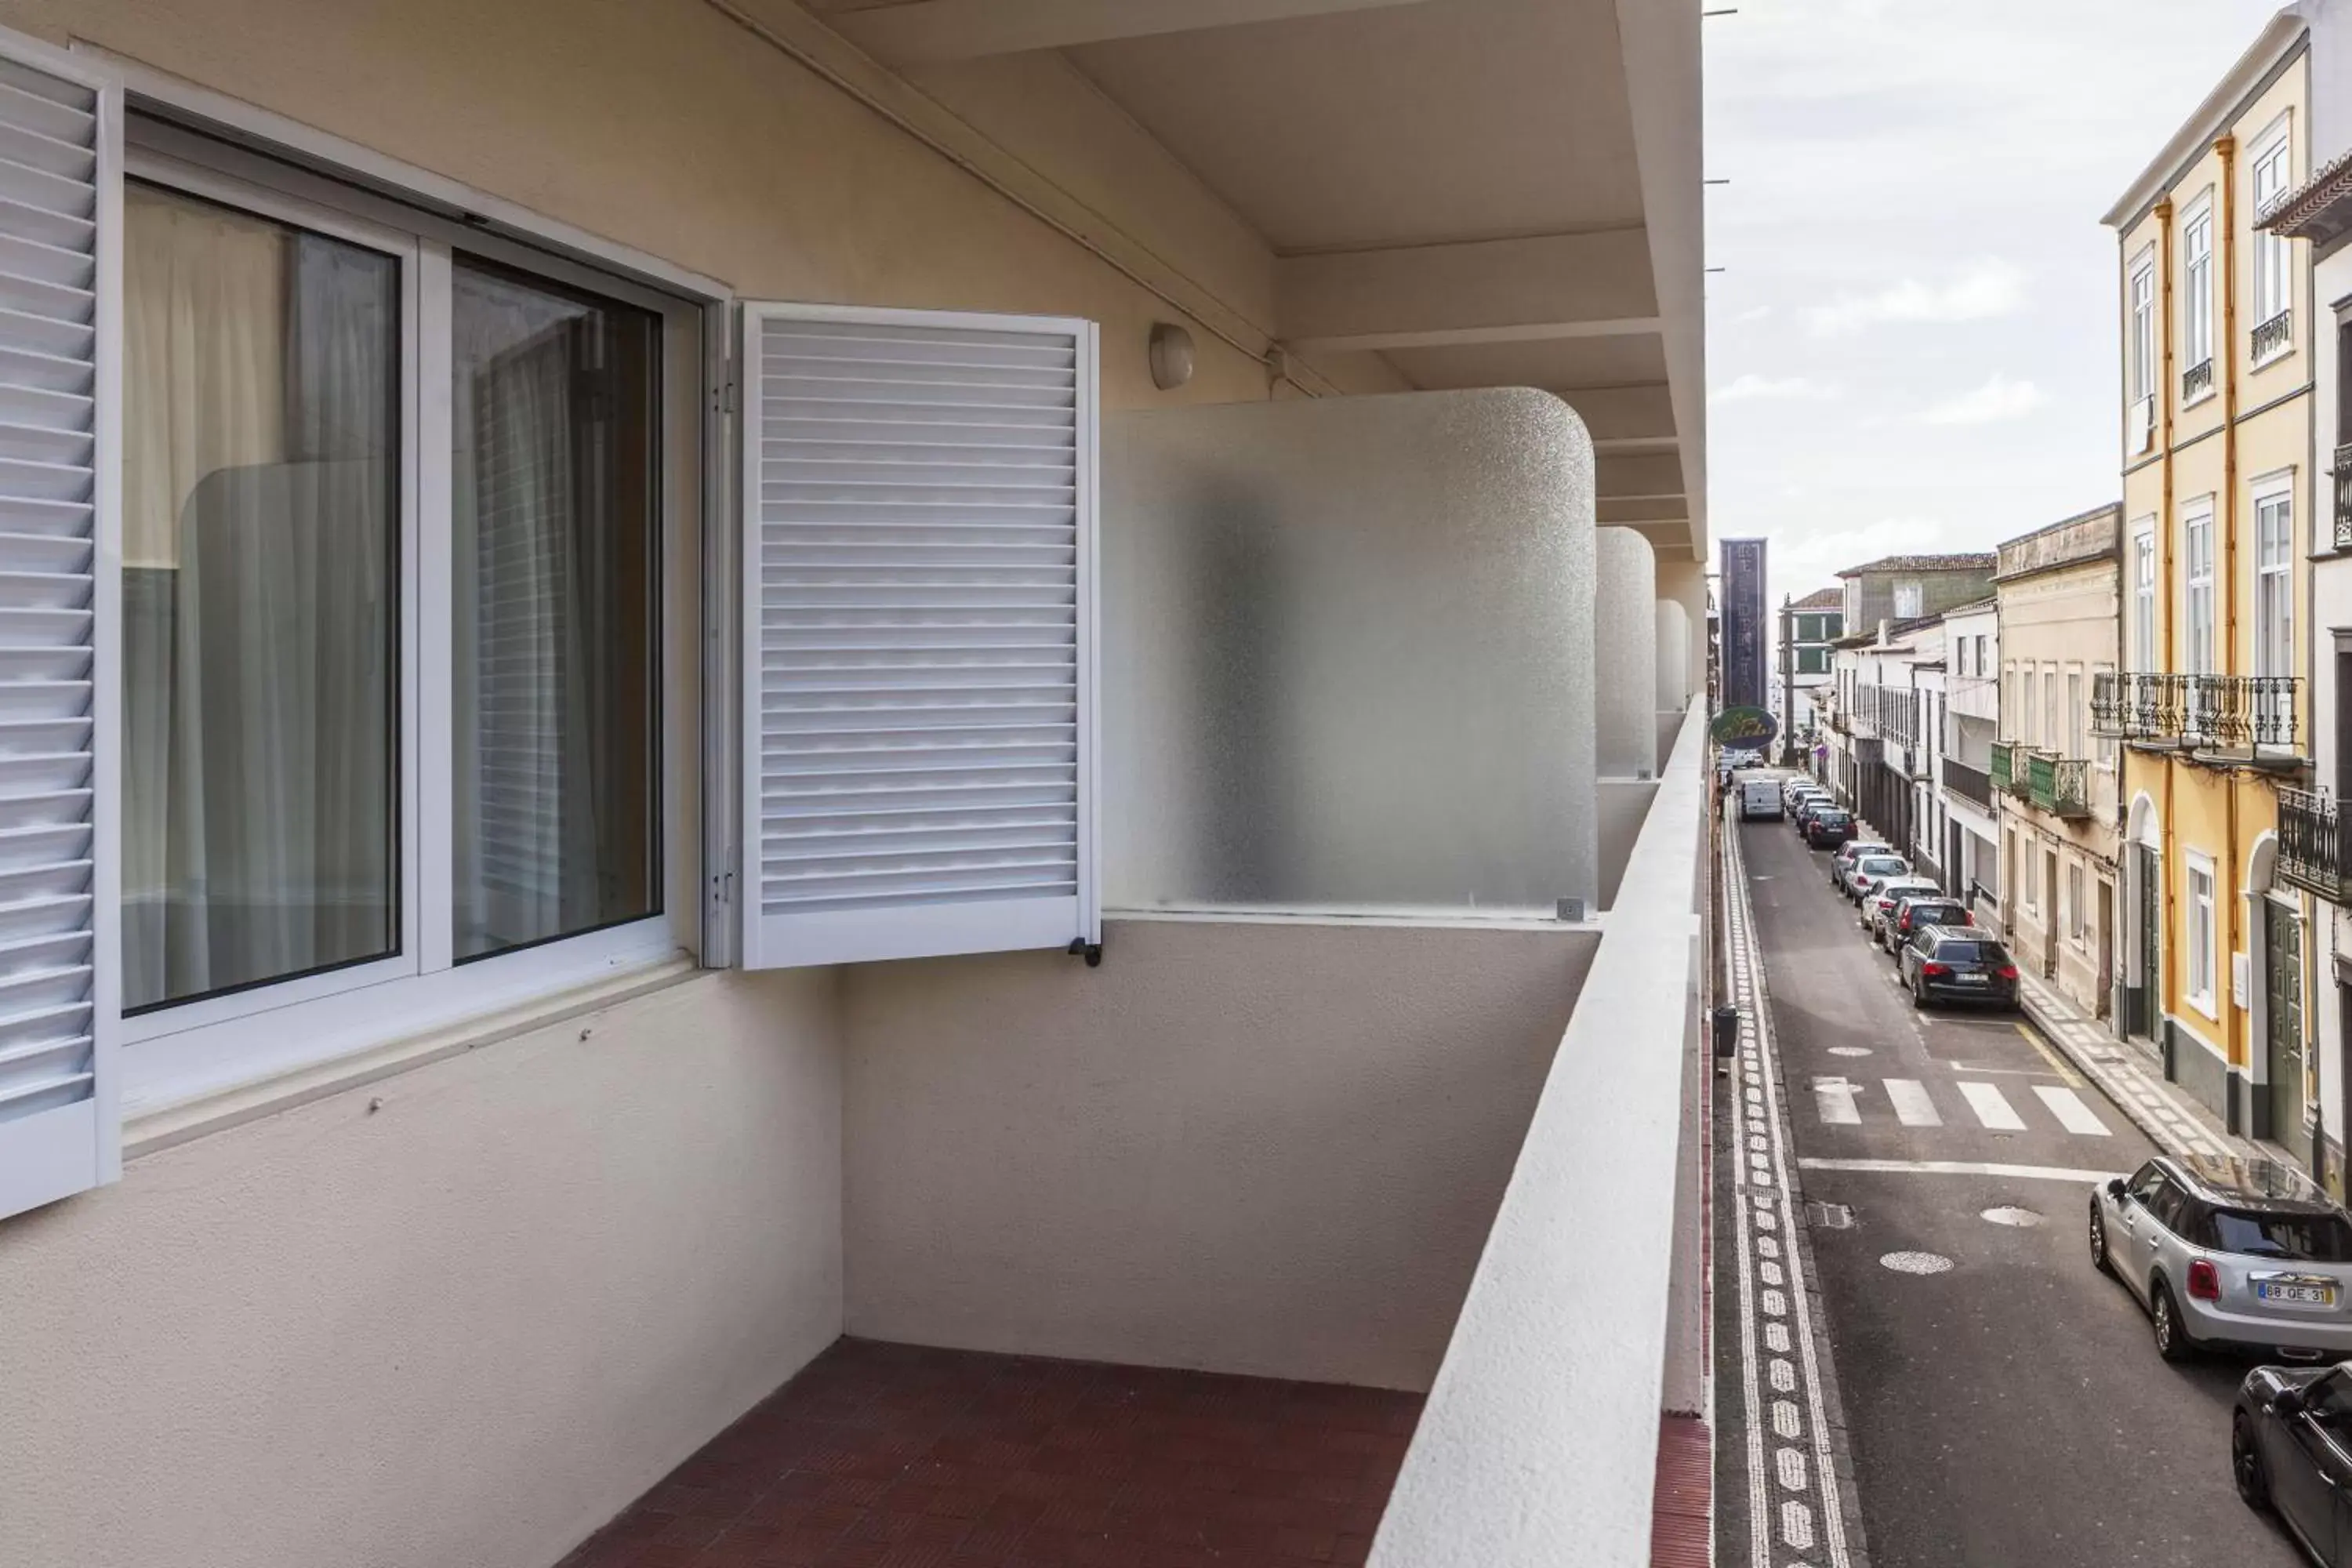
[2092,1155,2352,1364]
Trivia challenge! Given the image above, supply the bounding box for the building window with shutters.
[2185,503,2216,675]
[0,41,1115,1218]
[2187,851,2218,1016]
[101,119,700,1108]
[2254,478,2293,681]
[2132,522,2155,672]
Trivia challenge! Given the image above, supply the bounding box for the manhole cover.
[1981,1206,2043,1228]
[1827,1046,1871,1058]
[1807,1201,1854,1229]
[1879,1250,1954,1275]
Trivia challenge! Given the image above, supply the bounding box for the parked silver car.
[1858,875,1940,936]
[1828,840,1893,889]
[1840,854,1908,904]
[2091,1156,2352,1363]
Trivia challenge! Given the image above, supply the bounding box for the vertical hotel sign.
[1721,537,1768,710]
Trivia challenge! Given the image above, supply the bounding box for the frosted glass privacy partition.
[1656,599,1691,710]
[1595,530,1657,779]
[1103,389,1596,916]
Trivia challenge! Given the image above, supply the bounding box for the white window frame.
[2252,119,2294,352]
[2254,473,2294,680]
[2042,666,2057,750]
[2183,199,2216,389]
[1893,580,1922,619]
[2065,861,2085,944]
[2129,252,2156,399]
[2132,521,2156,672]
[111,120,705,1113]
[2094,662,2118,768]
[2186,850,2217,1018]
[2184,501,2216,675]
[2066,665,2084,760]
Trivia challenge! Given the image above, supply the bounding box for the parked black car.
[2235,1363,2352,1563]
[1792,796,1837,835]
[1802,807,1854,848]
[1896,926,2019,1010]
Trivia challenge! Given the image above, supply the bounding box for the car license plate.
[1953,974,1986,985]
[2259,1282,2336,1306]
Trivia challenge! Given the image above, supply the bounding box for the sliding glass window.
[451,261,659,960]
[117,127,678,1043]
[121,181,400,1012]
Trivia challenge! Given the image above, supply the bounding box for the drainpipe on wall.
[2158,193,2182,1071]
[2221,132,2246,1113]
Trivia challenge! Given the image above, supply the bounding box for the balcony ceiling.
[803,0,1708,557]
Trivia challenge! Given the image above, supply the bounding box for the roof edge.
[2103,7,2310,230]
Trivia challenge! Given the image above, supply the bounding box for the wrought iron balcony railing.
[2335,444,2352,551]
[2252,310,2293,362]
[2027,753,2092,818]
[2183,358,2215,401]
[2091,670,2129,737]
[2280,786,2352,906]
[1942,757,1992,811]
[2100,671,2301,760]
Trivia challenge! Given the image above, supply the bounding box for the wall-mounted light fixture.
[1148,321,1195,390]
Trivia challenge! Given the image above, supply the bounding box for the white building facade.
[1940,600,2004,916]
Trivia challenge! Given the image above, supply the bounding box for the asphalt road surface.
[1720,803,2307,1568]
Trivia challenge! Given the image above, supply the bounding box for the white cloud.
[1804,259,2027,336]
[1918,374,2051,426]
[1711,372,1840,404]
[1734,304,1775,324]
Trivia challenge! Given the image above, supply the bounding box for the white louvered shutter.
[741,305,1098,968]
[0,39,118,1220]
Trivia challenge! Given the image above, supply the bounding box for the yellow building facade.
[2103,22,2317,1144]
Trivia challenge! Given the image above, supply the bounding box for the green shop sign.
[1709,706,1778,749]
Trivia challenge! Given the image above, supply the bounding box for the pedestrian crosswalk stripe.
[2033,1084,2111,1137]
[1884,1078,1941,1127]
[1956,1080,2026,1131]
[1812,1076,1860,1125]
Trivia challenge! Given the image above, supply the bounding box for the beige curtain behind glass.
[121,183,396,1010]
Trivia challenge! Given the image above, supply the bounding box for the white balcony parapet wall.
[1102,389,1599,917]
[1596,528,1659,779]
[1370,701,1707,1568]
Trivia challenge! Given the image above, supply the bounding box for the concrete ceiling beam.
[1276,229,1660,352]
[829,0,1437,65]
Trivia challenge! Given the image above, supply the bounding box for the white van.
[1740,779,1783,821]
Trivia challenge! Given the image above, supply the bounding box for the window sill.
[122,921,692,1153]
[2187,992,2220,1023]
[2252,343,2296,372]
[2183,388,2220,411]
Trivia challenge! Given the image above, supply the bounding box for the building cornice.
[2103,11,2309,233]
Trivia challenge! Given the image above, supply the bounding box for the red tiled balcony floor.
[557,1338,1422,1568]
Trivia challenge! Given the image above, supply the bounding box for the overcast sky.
[1704,0,2289,605]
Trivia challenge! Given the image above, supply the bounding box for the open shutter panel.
[0,40,117,1220]
[741,305,1098,968]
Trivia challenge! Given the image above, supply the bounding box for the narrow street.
[1716,796,2306,1568]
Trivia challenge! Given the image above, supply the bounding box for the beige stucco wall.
[840,919,1594,1392]
[0,968,846,1568]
